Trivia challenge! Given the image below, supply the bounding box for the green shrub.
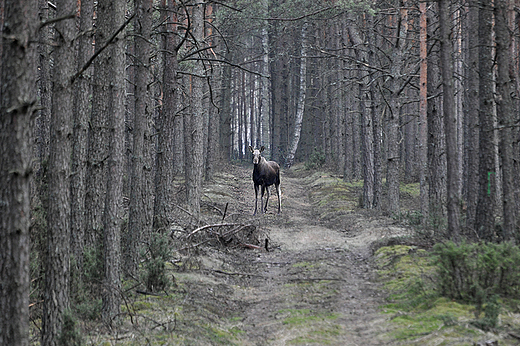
[141,232,171,292]
[304,148,326,169]
[433,241,520,302]
[433,241,520,330]
[58,309,83,346]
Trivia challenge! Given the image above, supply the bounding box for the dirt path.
[213,167,408,345]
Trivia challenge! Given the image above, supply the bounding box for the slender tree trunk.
[154,0,178,230]
[386,3,409,216]
[126,0,153,278]
[419,1,429,225]
[347,19,374,208]
[37,0,52,175]
[495,0,517,241]
[260,0,271,152]
[286,22,308,168]
[204,4,217,179]
[439,0,461,240]
[0,1,37,345]
[101,0,126,326]
[42,0,76,343]
[476,0,496,240]
[86,0,111,251]
[464,0,480,233]
[220,50,232,162]
[71,0,93,278]
[184,2,205,219]
[428,3,447,231]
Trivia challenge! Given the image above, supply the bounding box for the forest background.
[1,0,520,344]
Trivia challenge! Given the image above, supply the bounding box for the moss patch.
[279,308,339,326]
[376,244,520,345]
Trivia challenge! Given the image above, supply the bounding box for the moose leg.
[254,184,259,215]
[275,183,281,214]
[264,186,270,213]
[260,185,265,214]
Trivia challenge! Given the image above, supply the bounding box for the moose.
[249,146,281,215]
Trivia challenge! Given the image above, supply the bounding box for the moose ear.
[260,146,265,152]
[249,146,254,153]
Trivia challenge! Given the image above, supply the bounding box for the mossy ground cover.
[277,308,342,345]
[83,272,248,345]
[375,245,520,345]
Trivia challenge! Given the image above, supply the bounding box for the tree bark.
[42,0,76,343]
[71,0,94,279]
[184,2,205,219]
[495,0,517,241]
[286,22,308,168]
[220,50,232,162]
[464,0,480,233]
[439,0,461,240]
[418,1,429,225]
[260,0,271,152]
[386,5,407,216]
[0,0,37,345]
[347,18,374,208]
[126,0,153,278]
[86,0,111,250]
[100,0,126,326]
[37,0,52,175]
[475,0,496,240]
[154,0,178,230]
[427,3,447,231]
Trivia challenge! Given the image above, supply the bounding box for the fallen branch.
[211,269,265,278]
[239,243,261,250]
[509,332,520,340]
[136,289,168,297]
[185,222,242,238]
[176,224,250,251]
[288,277,344,282]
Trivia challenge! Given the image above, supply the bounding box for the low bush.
[141,232,172,292]
[433,241,520,302]
[433,241,520,330]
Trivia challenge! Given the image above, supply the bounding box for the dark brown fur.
[249,146,281,215]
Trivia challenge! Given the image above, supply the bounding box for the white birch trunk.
[286,22,308,167]
[260,25,271,153]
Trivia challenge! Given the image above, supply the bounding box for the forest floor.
[84,164,517,345]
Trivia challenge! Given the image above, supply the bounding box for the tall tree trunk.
[86,0,111,251]
[495,0,517,241]
[439,0,461,240]
[428,3,447,231]
[154,0,178,230]
[71,0,93,279]
[260,0,271,152]
[37,0,52,175]
[464,0,480,233]
[418,1,429,225]
[220,50,232,162]
[0,1,37,345]
[42,0,76,344]
[347,19,374,208]
[205,4,217,179]
[126,0,153,278]
[476,0,496,240]
[184,2,205,219]
[286,22,308,168]
[101,0,126,326]
[386,4,407,216]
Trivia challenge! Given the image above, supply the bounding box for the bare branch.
[72,12,136,83]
